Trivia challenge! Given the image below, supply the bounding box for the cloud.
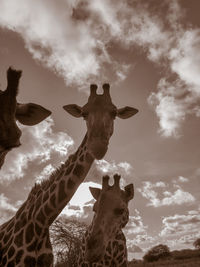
[160,189,195,206]
[160,209,200,237]
[148,28,200,137]
[0,194,17,224]
[128,244,143,253]
[0,0,198,133]
[138,180,195,207]
[0,0,130,87]
[89,159,134,186]
[96,159,132,175]
[177,176,189,183]
[35,164,56,183]
[60,181,100,223]
[125,209,148,235]
[0,117,73,184]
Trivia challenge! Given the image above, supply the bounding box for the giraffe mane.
[28,164,66,199]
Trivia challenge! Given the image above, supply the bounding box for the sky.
[0,0,200,260]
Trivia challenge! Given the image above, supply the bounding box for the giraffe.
[0,83,138,266]
[0,67,52,169]
[78,174,134,267]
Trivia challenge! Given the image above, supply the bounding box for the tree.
[50,216,87,267]
[143,244,170,262]
[193,238,200,249]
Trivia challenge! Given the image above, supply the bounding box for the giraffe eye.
[114,208,124,216]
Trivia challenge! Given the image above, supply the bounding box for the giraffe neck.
[0,134,95,266]
[30,133,95,228]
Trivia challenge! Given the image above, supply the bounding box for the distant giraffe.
[0,84,138,266]
[0,67,52,169]
[78,174,134,267]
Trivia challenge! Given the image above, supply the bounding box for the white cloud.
[138,181,195,207]
[124,209,154,251]
[0,0,131,87]
[161,189,195,206]
[0,117,73,184]
[0,0,199,134]
[96,159,132,175]
[0,194,18,225]
[125,209,148,235]
[148,29,200,137]
[61,181,100,222]
[0,194,16,213]
[0,0,99,86]
[127,243,143,253]
[35,164,56,183]
[160,210,200,237]
[170,30,200,92]
[90,159,134,186]
[178,176,189,183]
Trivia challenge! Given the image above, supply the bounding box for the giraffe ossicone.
[0,67,52,169]
[0,83,137,266]
[78,174,134,266]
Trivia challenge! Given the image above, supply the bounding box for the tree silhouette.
[143,244,170,262]
[193,238,200,249]
[50,216,87,267]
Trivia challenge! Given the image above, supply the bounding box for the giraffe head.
[0,67,52,168]
[85,174,134,263]
[63,84,138,159]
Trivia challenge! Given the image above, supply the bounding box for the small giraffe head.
[0,67,51,168]
[63,84,138,159]
[85,174,134,263]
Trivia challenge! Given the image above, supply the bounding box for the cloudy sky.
[0,0,200,260]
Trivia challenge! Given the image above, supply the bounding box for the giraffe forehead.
[84,96,116,110]
[98,190,126,207]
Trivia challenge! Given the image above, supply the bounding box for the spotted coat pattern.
[78,229,128,267]
[0,135,94,266]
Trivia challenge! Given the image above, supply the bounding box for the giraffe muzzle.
[85,231,105,262]
[89,140,108,160]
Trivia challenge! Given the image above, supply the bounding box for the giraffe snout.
[85,230,105,262]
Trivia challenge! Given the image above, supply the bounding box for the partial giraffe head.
[0,67,52,168]
[85,174,134,263]
[63,84,138,159]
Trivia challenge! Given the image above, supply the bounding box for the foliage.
[193,238,200,249]
[50,216,87,267]
[129,248,200,266]
[128,258,200,267]
[143,244,170,262]
[171,249,200,260]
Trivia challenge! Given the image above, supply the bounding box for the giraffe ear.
[124,184,134,201]
[117,107,138,119]
[63,104,82,118]
[89,187,101,200]
[16,103,52,125]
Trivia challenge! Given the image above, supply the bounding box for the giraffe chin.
[89,142,108,160]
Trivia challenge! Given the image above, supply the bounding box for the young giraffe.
[0,84,138,266]
[0,67,52,169]
[78,174,134,267]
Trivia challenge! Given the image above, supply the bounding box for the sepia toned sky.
[0,0,200,260]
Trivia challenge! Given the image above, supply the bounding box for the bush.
[50,216,87,267]
[193,238,200,249]
[172,249,200,260]
[143,244,170,262]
